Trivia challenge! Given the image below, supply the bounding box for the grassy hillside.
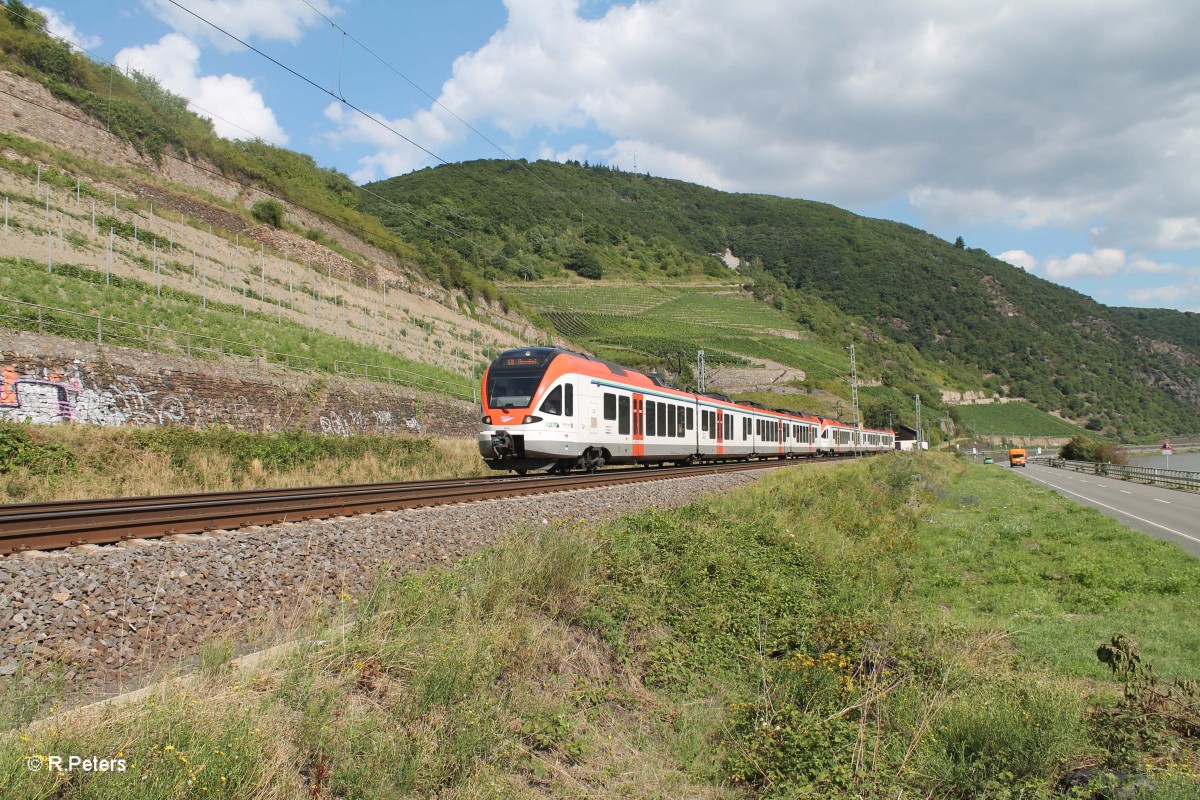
[364,160,1200,440]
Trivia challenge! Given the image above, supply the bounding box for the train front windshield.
[485,348,559,410]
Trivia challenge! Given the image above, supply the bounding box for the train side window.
[725,414,733,440]
[539,385,562,415]
[603,393,616,420]
[667,404,676,437]
[686,407,694,430]
[646,400,657,436]
[657,403,666,437]
[565,384,574,416]
[677,408,686,437]
[708,412,717,438]
[618,396,630,435]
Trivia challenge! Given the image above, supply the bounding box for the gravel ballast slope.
[0,469,777,693]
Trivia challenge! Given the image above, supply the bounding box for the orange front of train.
[478,346,581,472]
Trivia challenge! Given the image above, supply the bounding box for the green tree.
[564,245,603,280]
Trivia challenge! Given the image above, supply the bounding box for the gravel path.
[0,469,776,696]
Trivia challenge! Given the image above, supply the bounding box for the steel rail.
[0,459,802,555]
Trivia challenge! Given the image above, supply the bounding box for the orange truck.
[1009,448,1027,467]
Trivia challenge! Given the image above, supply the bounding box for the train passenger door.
[632,393,644,458]
[715,409,724,456]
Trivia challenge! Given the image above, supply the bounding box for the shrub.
[1059,435,1126,464]
[0,423,77,475]
[251,198,286,228]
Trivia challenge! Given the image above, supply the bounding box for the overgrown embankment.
[3,455,1197,798]
[0,424,488,502]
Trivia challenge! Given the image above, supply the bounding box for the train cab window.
[565,384,573,416]
[657,403,667,437]
[646,401,657,436]
[686,408,694,430]
[603,393,616,421]
[618,396,630,435]
[539,386,562,415]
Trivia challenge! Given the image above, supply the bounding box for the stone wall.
[0,331,477,438]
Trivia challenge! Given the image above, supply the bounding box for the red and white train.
[478,347,895,473]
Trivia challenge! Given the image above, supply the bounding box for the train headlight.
[482,415,492,424]
[523,415,542,424]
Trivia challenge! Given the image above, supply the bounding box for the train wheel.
[515,469,527,476]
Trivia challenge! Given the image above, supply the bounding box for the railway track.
[0,458,804,555]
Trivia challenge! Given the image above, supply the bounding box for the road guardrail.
[1035,457,1200,493]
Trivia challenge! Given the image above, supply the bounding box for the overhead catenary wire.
[0,2,486,256]
[18,1,640,276]
[159,0,592,258]
[294,0,607,233]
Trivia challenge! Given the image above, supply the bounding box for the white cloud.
[1127,257,1180,275]
[1125,276,1200,310]
[115,34,288,145]
[323,102,454,183]
[998,250,1037,271]
[1154,217,1200,250]
[1043,249,1126,280]
[329,1,1200,218]
[37,6,101,51]
[141,0,339,50]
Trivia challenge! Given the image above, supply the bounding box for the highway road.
[1013,462,1200,557]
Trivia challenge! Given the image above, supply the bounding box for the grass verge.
[0,424,488,502]
[2,454,1197,798]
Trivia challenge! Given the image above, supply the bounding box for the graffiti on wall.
[1,362,429,435]
[0,364,185,427]
[318,410,422,437]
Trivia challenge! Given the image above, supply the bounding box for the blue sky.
[40,0,1200,312]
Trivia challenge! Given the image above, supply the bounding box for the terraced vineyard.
[508,282,849,382]
[951,401,1092,440]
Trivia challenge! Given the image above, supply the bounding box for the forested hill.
[362,159,1200,438]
